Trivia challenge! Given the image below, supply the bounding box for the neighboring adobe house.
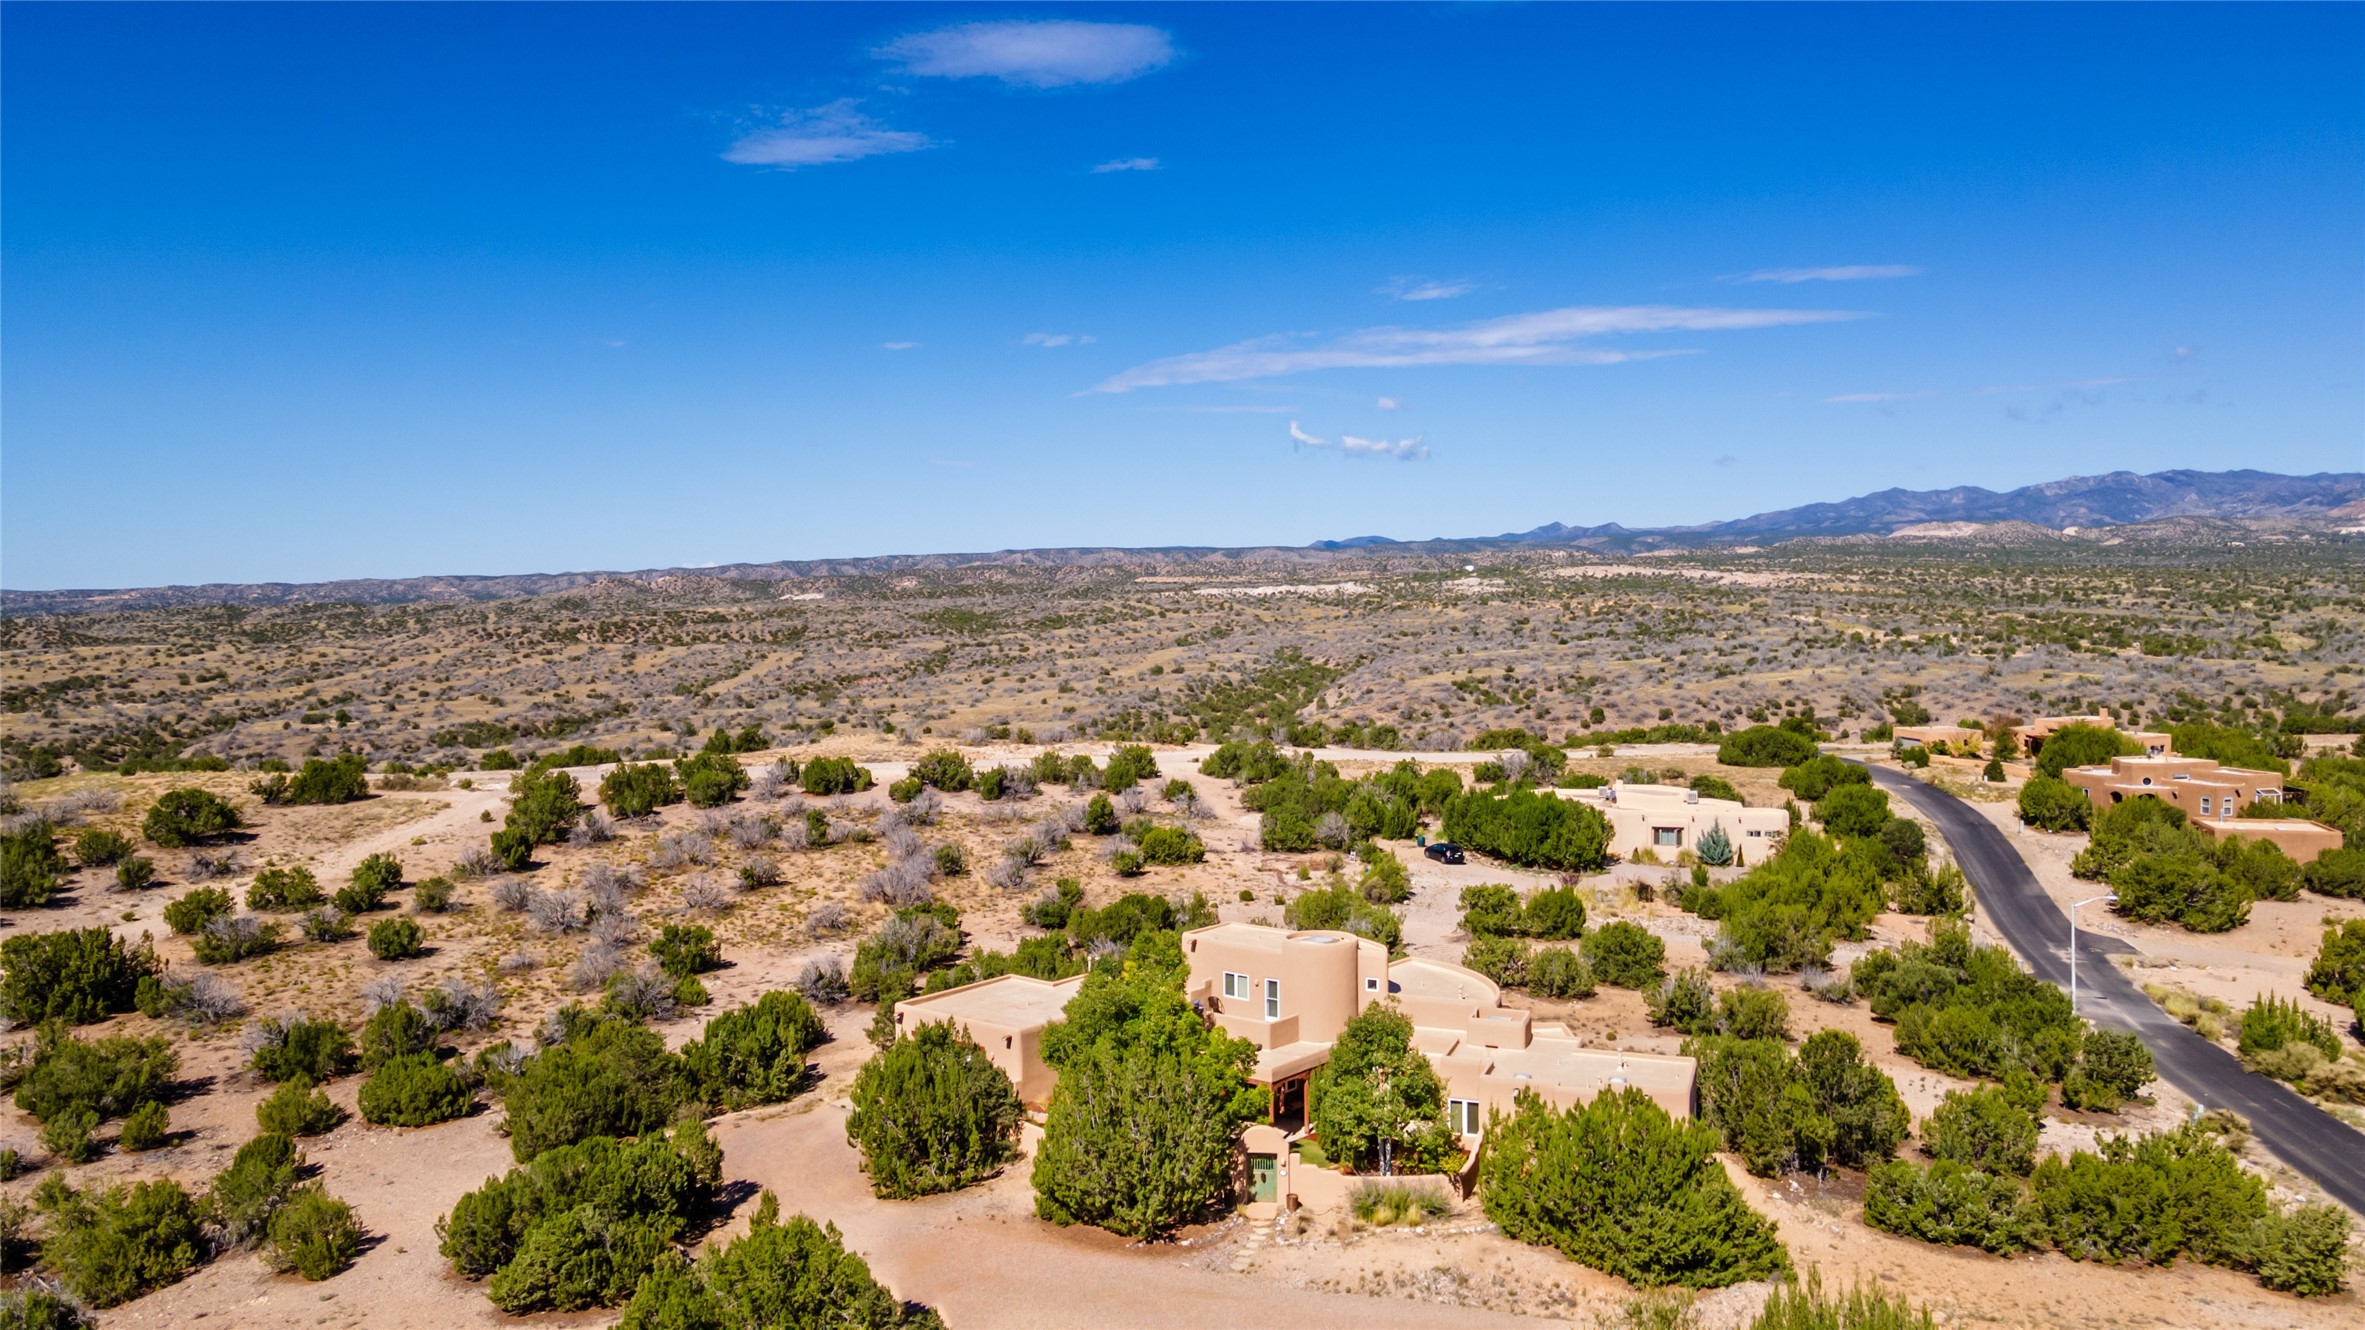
[1892,723,1996,756]
[894,921,1697,1219]
[2009,713,2174,758]
[1552,781,1787,863]
[2061,754,2343,863]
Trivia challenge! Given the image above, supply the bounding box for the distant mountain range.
[6,468,2359,615]
[1313,468,2365,550]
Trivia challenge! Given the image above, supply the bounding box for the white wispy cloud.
[882,341,919,351]
[1380,276,1476,302]
[1824,391,1933,404]
[725,101,930,169]
[1736,264,1922,284]
[1091,304,1863,393]
[1375,397,1400,411]
[1022,332,1096,347]
[1289,421,1429,462]
[1171,404,1295,414]
[1092,156,1161,173]
[879,20,1174,87]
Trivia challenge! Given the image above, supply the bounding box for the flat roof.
[1388,955,1500,1010]
[894,972,1085,1031]
[1484,1038,1695,1098]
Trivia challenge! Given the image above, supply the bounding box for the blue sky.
[4,3,2360,589]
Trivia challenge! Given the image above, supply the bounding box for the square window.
[1222,972,1249,1001]
[1365,977,1380,992]
[1654,827,1682,848]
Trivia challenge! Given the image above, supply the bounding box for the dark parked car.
[1424,842,1464,864]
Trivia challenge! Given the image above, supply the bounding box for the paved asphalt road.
[1866,765,2365,1214]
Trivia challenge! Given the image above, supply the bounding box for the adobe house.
[1551,781,1787,863]
[2061,754,2343,863]
[1892,723,1995,756]
[893,921,1697,1218]
[2010,714,2174,759]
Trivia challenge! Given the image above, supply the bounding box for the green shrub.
[1891,861,1967,916]
[359,1052,475,1126]
[598,762,682,818]
[800,757,873,796]
[1462,935,1530,988]
[1459,884,1525,937]
[2219,837,2300,903]
[249,1016,356,1083]
[255,1076,344,1136]
[2237,992,2342,1059]
[41,1108,101,1162]
[498,1007,684,1161]
[13,1027,176,1126]
[1481,1087,1789,1287]
[1103,744,1160,791]
[2248,1203,2352,1296]
[1528,946,1595,998]
[1440,786,1611,871]
[487,1205,670,1312]
[504,767,584,845]
[111,856,156,891]
[846,1020,1024,1197]
[1690,774,1743,804]
[1719,726,1819,768]
[0,927,157,1025]
[1686,1030,1905,1178]
[263,1186,363,1280]
[1682,830,1887,971]
[1357,851,1413,905]
[910,749,975,792]
[37,1178,205,1307]
[1309,1005,1458,1174]
[1861,1159,2036,1254]
[2017,776,2091,831]
[615,1192,943,1330]
[207,1131,302,1245]
[72,829,134,868]
[1748,1269,1936,1330]
[2032,723,2142,778]
[341,852,403,910]
[888,775,923,803]
[1583,921,1667,989]
[1135,825,1206,865]
[162,887,233,935]
[1033,937,1261,1240]
[2062,1028,2155,1111]
[1281,883,1402,950]
[414,875,455,911]
[117,1100,169,1152]
[1717,986,1791,1040]
[247,864,324,911]
[1923,1085,2040,1175]
[283,754,370,805]
[366,916,425,960]
[0,1291,95,1330]
[359,999,440,1069]
[1649,969,1719,1035]
[674,752,749,808]
[2302,846,2365,899]
[1851,922,2083,1084]
[682,990,827,1109]
[1,824,69,908]
[141,788,241,848]
[649,923,722,978]
[1779,756,1867,802]
[1815,784,1893,839]
[2027,1124,2267,1269]
[2303,919,2365,1005]
[439,1123,720,1308]
[1523,885,1587,939]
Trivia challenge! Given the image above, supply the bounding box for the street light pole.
[2070,893,2118,1014]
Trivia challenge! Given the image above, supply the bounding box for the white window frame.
[1264,978,1281,1021]
[1448,1098,1481,1135]
[1222,971,1249,1001]
[1365,977,1381,992]
[1654,826,1682,848]
[2199,796,2213,816]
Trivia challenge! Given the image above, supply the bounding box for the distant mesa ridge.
[6,468,2358,615]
